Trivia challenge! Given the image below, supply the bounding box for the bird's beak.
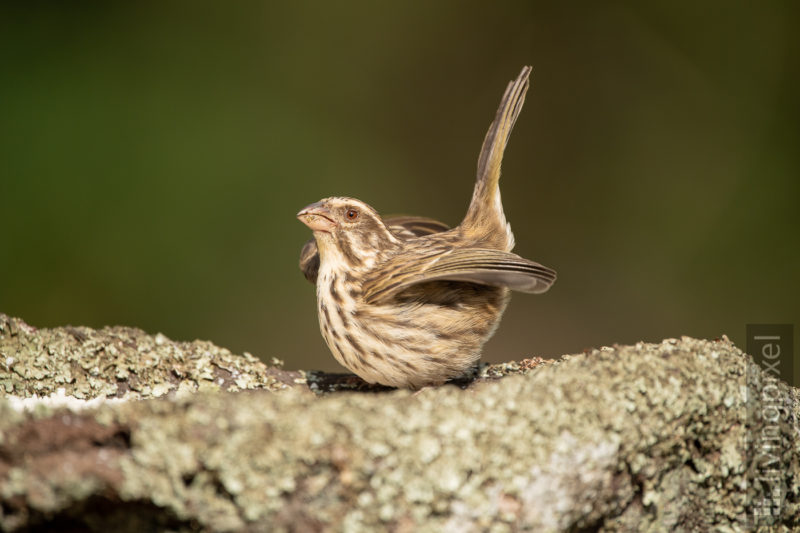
[297,202,337,233]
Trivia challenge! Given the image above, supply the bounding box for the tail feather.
[460,66,532,251]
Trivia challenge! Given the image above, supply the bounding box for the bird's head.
[297,197,398,269]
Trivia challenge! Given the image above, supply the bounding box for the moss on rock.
[1,315,798,531]
[0,314,291,400]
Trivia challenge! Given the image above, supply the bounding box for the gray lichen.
[0,314,290,400]
[1,315,798,531]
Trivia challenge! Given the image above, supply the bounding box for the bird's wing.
[298,216,451,284]
[384,216,451,238]
[361,247,556,304]
[299,239,322,283]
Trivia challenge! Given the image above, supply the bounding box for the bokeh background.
[2,2,798,381]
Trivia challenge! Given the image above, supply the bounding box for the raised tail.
[460,66,531,251]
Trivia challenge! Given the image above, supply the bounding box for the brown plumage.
[297,66,555,389]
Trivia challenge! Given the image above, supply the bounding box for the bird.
[296,66,555,389]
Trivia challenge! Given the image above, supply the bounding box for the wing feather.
[361,247,556,304]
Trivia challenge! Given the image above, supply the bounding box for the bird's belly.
[317,281,509,388]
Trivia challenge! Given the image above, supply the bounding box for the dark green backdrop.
[2,3,798,377]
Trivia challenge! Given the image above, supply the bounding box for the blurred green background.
[2,2,798,378]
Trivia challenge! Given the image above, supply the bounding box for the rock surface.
[0,314,797,531]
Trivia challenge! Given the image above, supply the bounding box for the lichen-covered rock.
[0,315,798,531]
[0,314,292,401]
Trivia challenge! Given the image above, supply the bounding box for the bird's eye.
[345,208,359,221]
